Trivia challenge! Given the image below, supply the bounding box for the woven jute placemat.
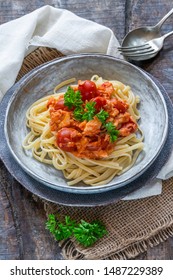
[17,47,173,260]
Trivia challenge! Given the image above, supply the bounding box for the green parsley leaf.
[64,86,83,109]
[82,101,96,121]
[96,109,109,124]
[45,214,57,234]
[46,214,107,247]
[73,220,108,247]
[73,107,84,121]
[45,214,77,241]
[105,122,119,142]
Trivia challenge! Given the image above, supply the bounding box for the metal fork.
[118,30,173,59]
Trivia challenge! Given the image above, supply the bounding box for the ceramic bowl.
[4,54,168,194]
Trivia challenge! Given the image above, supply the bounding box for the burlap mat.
[17,47,173,260]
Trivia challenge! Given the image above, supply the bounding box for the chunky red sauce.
[47,80,137,159]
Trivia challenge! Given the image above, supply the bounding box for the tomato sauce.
[47,80,137,159]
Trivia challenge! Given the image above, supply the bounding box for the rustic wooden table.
[1,0,173,260]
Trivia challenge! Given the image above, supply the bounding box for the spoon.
[121,8,173,60]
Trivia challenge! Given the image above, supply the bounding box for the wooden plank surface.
[129,0,173,260]
[0,0,173,260]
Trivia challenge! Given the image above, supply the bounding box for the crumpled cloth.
[0,5,120,99]
[0,5,172,199]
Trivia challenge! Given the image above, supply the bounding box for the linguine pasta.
[22,75,144,186]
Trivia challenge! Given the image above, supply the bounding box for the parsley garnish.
[46,214,76,241]
[82,101,96,121]
[73,220,107,247]
[64,86,83,109]
[46,214,107,247]
[105,122,119,142]
[96,109,109,124]
[73,107,84,121]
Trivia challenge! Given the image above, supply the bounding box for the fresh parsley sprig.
[64,87,96,122]
[73,106,84,121]
[73,220,107,247]
[46,214,107,247]
[64,86,83,109]
[46,214,77,241]
[82,101,96,121]
[105,122,119,142]
[96,109,109,124]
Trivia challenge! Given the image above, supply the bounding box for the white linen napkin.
[0,5,172,199]
[0,5,120,99]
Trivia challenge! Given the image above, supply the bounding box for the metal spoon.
[121,8,173,61]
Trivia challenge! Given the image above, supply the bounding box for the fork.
[118,30,173,58]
